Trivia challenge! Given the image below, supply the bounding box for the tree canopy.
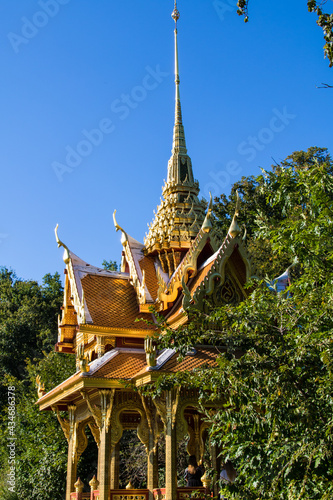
[151,147,333,499]
[0,270,76,499]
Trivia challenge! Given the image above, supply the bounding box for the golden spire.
[144,1,206,268]
[171,1,187,156]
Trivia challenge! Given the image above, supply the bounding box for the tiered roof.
[42,3,255,410]
[38,346,223,411]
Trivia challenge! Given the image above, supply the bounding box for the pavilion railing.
[110,489,150,500]
[71,483,209,500]
[70,486,149,500]
[153,487,210,500]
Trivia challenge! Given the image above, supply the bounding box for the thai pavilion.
[36,3,254,500]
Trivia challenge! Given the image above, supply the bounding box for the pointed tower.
[144,1,206,277]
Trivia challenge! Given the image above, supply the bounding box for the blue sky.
[0,0,332,283]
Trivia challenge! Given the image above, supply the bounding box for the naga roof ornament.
[54,224,70,264]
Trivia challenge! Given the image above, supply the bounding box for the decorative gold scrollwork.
[74,421,88,463]
[212,275,239,306]
[137,413,150,450]
[88,420,100,448]
[53,406,70,442]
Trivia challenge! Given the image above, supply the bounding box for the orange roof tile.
[161,347,220,373]
[81,274,155,330]
[92,351,147,379]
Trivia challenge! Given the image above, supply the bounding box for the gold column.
[193,415,201,463]
[147,431,158,500]
[66,405,78,500]
[165,390,178,500]
[81,389,116,500]
[99,424,112,500]
[141,395,160,500]
[97,390,115,500]
[54,404,88,500]
[110,442,120,489]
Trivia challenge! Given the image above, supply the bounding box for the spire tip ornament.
[171,1,180,23]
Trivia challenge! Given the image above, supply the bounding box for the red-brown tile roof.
[81,274,154,330]
[161,347,220,373]
[92,351,147,379]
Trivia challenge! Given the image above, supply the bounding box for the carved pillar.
[110,442,120,489]
[141,396,160,500]
[165,390,178,500]
[81,389,115,500]
[54,404,89,500]
[99,425,112,500]
[98,390,115,500]
[147,432,158,498]
[64,405,78,500]
[53,404,89,499]
[193,415,201,462]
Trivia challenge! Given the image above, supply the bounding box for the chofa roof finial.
[113,210,128,245]
[54,224,70,264]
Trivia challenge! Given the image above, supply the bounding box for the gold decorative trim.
[53,406,70,442]
[79,325,155,336]
[157,227,219,311]
[182,235,253,311]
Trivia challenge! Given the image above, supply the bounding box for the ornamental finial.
[172,1,180,24]
[228,190,241,238]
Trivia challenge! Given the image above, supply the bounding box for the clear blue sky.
[0,0,332,283]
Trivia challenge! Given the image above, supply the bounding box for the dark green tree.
[0,269,77,499]
[0,352,76,500]
[0,269,63,382]
[152,147,333,499]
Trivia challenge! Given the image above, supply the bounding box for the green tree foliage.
[0,269,63,382]
[102,260,118,271]
[0,353,75,500]
[152,148,333,499]
[211,174,292,277]
[236,1,333,67]
[0,269,77,499]
[211,147,331,278]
